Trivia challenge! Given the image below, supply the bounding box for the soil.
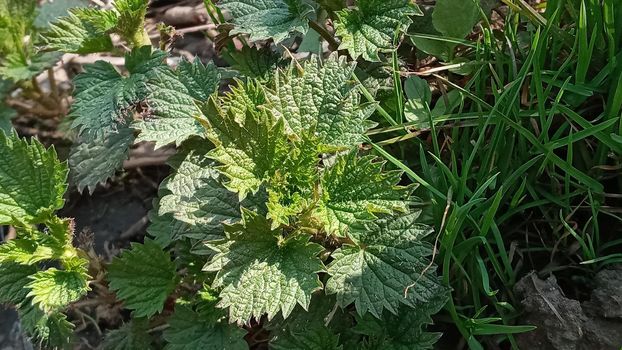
[514,267,622,350]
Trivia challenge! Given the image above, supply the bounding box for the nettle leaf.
[27,268,89,312]
[353,296,447,350]
[113,0,149,46]
[204,209,325,323]
[177,58,221,102]
[0,263,37,304]
[266,54,376,148]
[71,47,202,146]
[102,319,154,350]
[68,127,135,194]
[326,213,447,318]
[163,304,248,350]
[267,294,347,350]
[218,0,314,43]
[222,46,284,81]
[40,7,116,54]
[334,0,422,62]
[0,51,62,82]
[0,218,82,266]
[107,239,179,318]
[19,303,74,349]
[203,98,287,199]
[157,139,243,242]
[316,152,413,236]
[131,65,204,149]
[0,131,68,225]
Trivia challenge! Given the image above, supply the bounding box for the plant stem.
[308,20,339,51]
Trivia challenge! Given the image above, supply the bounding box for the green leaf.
[19,303,74,349]
[177,58,221,102]
[0,51,62,82]
[203,98,287,199]
[204,209,325,323]
[163,304,248,350]
[0,131,68,225]
[131,65,205,148]
[157,138,243,242]
[353,302,446,350]
[408,6,451,60]
[325,213,447,318]
[222,46,284,81]
[107,239,179,318]
[265,54,376,148]
[403,76,432,125]
[0,263,37,304]
[40,7,116,54]
[68,127,135,193]
[218,0,314,43]
[267,294,346,350]
[0,104,16,133]
[103,319,154,350]
[432,0,479,40]
[334,0,422,61]
[27,268,89,312]
[34,0,89,29]
[315,152,413,236]
[71,47,202,148]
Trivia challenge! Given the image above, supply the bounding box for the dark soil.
[515,267,622,350]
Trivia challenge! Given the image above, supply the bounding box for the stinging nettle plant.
[0,0,454,348]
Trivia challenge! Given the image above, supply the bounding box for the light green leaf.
[107,239,179,318]
[113,0,149,46]
[27,268,89,312]
[265,54,376,148]
[103,319,154,350]
[334,0,422,61]
[325,213,446,318]
[0,131,68,225]
[177,58,221,102]
[0,51,62,82]
[40,7,116,54]
[203,98,287,200]
[163,304,248,350]
[0,263,37,304]
[204,209,325,323]
[218,0,314,43]
[432,0,479,40]
[315,152,413,236]
[0,218,80,266]
[68,127,135,193]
